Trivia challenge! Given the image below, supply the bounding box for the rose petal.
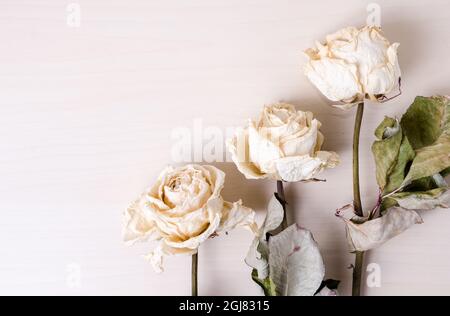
[226,128,267,180]
[144,242,197,273]
[248,122,283,175]
[275,151,339,182]
[123,194,160,245]
[217,200,258,234]
[164,213,221,250]
[144,242,165,273]
[281,119,319,157]
[304,57,362,102]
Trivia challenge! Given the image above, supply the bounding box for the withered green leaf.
[389,188,450,210]
[400,96,450,185]
[372,117,403,190]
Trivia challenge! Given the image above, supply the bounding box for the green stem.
[353,251,365,296]
[277,180,288,230]
[192,252,198,296]
[353,102,364,217]
[352,102,365,296]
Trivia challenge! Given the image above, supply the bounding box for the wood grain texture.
[1,0,450,295]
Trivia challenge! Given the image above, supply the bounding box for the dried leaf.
[268,224,325,296]
[390,188,450,210]
[246,196,325,296]
[245,194,285,281]
[384,135,415,194]
[372,117,403,190]
[340,206,423,252]
[401,96,450,185]
[442,167,450,177]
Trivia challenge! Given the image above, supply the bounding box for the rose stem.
[352,102,365,296]
[277,180,288,230]
[192,252,198,296]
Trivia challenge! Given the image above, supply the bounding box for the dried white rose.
[304,26,401,109]
[123,164,257,272]
[227,103,339,182]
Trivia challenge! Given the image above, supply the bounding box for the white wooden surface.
[1,0,450,296]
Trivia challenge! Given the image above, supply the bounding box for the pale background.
[1,0,449,296]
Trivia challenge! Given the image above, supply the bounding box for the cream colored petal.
[154,166,174,200]
[275,151,339,182]
[365,63,398,96]
[281,119,319,157]
[148,194,171,211]
[248,122,283,174]
[259,103,297,128]
[162,245,197,256]
[201,164,226,198]
[305,47,319,60]
[331,100,361,110]
[159,195,223,248]
[388,42,401,80]
[144,242,165,273]
[164,213,221,250]
[316,150,340,168]
[331,27,385,88]
[346,27,388,66]
[123,194,160,246]
[304,58,362,102]
[326,26,359,44]
[314,131,325,152]
[150,164,220,219]
[144,241,197,273]
[226,131,267,180]
[365,42,401,97]
[217,200,258,234]
[358,28,399,96]
[263,121,303,144]
[162,165,213,211]
[260,106,313,146]
[150,204,212,241]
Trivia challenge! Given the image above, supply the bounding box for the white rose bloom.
[227,103,339,182]
[123,164,257,272]
[304,26,401,109]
